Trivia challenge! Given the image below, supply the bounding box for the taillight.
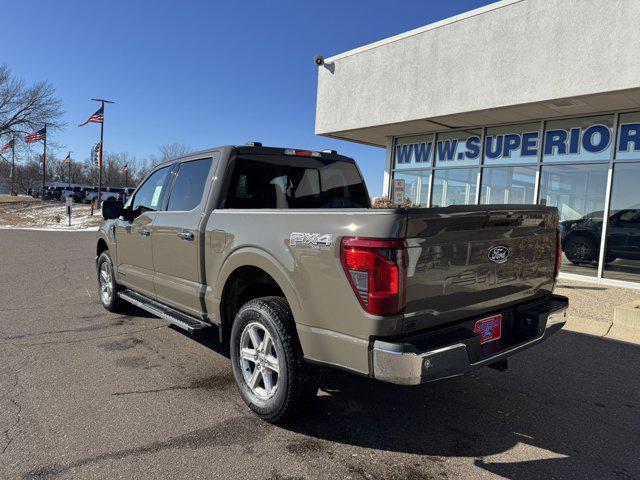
[340,237,407,316]
[284,149,321,157]
[554,228,562,279]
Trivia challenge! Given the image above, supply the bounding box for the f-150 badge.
[289,232,333,249]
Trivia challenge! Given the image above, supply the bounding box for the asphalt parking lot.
[1,230,639,480]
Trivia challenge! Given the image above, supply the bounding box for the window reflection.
[480,166,536,204]
[432,168,477,207]
[539,164,608,277]
[392,171,430,206]
[603,163,640,281]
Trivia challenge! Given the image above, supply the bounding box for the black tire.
[230,296,316,424]
[97,251,125,313]
[564,235,597,263]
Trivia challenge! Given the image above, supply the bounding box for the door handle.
[138,228,150,237]
[177,231,194,241]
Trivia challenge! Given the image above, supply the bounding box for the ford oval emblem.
[488,245,510,264]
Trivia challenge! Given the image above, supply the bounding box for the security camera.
[314,55,325,66]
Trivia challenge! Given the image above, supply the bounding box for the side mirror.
[102,201,124,220]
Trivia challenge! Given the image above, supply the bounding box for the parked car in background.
[61,188,75,202]
[101,190,121,202]
[72,187,90,203]
[561,208,640,264]
[50,186,64,201]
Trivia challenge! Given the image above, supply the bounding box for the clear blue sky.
[2,0,493,195]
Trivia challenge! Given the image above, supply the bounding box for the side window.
[225,160,283,209]
[132,166,171,211]
[166,158,213,211]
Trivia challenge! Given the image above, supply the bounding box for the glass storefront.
[393,170,430,207]
[603,163,640,282]
[432,168,477,207]
[391,110,640,285]
[539,164,608,277]
[480,166,536,204]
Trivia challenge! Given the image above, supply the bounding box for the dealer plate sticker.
[474,314,502,344]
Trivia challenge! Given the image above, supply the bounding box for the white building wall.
[316,0,640,140]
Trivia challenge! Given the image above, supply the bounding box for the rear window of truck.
[224,155,370,209]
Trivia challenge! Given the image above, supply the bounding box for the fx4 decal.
[289,232,333,249]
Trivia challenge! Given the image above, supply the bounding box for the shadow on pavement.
[283,330,640,480]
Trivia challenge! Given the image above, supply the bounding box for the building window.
[480,166,536,204]
[543,115,614,163]
[394,134,434,169]
[431,168,477,207]
[483,123,540,165]
[392,170,430,206]
[616,112,640,161]
[390,110,640,286]
[540,163,608,277]
[603,163,640,282]
[434,129,482,167]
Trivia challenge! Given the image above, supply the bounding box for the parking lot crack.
[111,385,195,396]
[23,416,271,479]
[1,370,23,457]
[0,325,166,349]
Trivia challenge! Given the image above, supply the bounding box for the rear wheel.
[97,251,125,312]
[230,296,316,424]
[564,235,597,264]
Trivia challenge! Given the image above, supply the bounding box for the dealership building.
[315,0,640,287]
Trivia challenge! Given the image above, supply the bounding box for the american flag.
[120,164,128,173]
[62,152,71,164]
[0,138,14,154]
[25,128,46,143]
[78,106,104,127]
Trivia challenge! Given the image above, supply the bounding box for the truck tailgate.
[402,205,559,333]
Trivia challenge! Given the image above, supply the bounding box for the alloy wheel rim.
[99,262,113,304]
[239,322,280,400]
[570,241,589,260]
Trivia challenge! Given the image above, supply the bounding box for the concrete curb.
[564,316,640,345]
[614,300,640,330]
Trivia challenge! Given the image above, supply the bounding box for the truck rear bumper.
[372,295,568,385]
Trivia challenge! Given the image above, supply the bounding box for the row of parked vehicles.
[36,185,134,203]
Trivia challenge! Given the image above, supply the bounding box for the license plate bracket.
[474,314,502,344]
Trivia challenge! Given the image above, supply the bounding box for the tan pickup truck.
[96,143,568,423]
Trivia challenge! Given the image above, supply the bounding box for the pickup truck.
[96,143,568,423]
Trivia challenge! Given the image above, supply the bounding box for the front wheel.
[230,296,316,424]
[97,251,125,313]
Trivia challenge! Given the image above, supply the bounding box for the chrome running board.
[118,289,210,332]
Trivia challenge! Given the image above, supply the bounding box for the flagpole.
[68,152,72,188]
[91,98,114,207]
[98,103,103,205]
[42,123,47,199]
[10,137,15,196]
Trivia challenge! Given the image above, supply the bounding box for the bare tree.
[158,143,193,162]
[0,65,64,138]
